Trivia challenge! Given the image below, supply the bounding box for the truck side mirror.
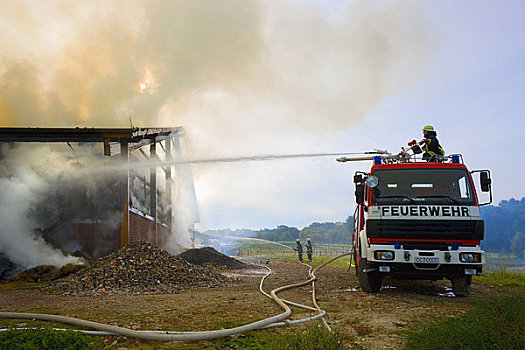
[480,171,491,192]
[355,183,364,204]
[472,169,492,206]
[354,174,363,184]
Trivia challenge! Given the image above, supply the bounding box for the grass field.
[232,241,351,259]
[484,252,525,272]
[404,293,524,350]
[231,242,525,272]
[474,267,525,289]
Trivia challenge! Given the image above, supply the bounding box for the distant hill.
[481,197,525,257]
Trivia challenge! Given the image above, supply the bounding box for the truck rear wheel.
[357,258,382,293]
[451,275,471,297]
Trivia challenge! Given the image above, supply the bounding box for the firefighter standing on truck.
[294,239,304,262]
[306,238,313,262]
[418,125,445,162]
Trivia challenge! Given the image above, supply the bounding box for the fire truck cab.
[352,154,492,296]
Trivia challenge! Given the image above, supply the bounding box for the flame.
[137,69,156,94]
[137,80,150,93]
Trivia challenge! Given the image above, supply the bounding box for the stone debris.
[177,246,253,269]
[47,241,228,296]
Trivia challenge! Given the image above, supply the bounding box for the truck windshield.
[372,168,475,205]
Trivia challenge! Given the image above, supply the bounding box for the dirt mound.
[178,246,253,269]
[10,264,86,282]
[48,241,228,296]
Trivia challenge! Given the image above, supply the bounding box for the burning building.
[0,127,198,270]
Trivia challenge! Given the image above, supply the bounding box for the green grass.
[274,253,353,270]
[0,328,101,350]
[25,306,64,315]
[0,281,47,291]
[308,255,353,269]
[236,241,295,251]
[233,241,352,258]
[232,241,353,270]
[474,268,525,289]
[404,293,524,350]
[211,320,246,329]
[206,322,349,350]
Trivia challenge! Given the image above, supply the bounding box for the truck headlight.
[374,251,394,260]
[459,253,481,263]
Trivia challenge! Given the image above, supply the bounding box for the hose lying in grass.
[259,252,353,332]
[0,252,352,341]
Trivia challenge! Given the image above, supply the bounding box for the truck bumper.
[364,261,483,280]
[365,244,484,280]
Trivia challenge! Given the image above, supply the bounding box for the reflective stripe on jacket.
[423,134,445,156]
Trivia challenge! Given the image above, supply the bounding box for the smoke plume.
[0,1,433,259]
[0,1,430,138]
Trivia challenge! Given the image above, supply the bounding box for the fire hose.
[0,251,352,341]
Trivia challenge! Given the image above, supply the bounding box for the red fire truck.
[339,151,492,296]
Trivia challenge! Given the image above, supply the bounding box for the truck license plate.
[414,257,440,263]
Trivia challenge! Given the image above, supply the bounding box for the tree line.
[255,216,353,244]
[481,197,524,257]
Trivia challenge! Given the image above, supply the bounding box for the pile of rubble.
[178,247,252,269]
[48,241,228,296]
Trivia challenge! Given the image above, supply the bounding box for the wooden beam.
[165,137,172,232]
[0,127,182,143]
[103,138,111,156]
[150,141,157,245]
[120,140,130,247]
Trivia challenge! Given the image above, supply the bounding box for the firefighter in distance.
[418,125,445,162]
[294,239,304,262]
[306,238,313,262]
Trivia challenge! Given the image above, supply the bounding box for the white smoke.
[0,145,85,268]
[166,162,199,253]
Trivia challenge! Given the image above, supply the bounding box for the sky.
[1,0,524,234]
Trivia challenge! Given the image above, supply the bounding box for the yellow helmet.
[422,125,435,132]
[307,238,311,241]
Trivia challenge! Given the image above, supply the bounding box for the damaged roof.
[0,127,183,143]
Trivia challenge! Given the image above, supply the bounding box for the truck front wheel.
[451,275,471,297]
[357,258,382,293]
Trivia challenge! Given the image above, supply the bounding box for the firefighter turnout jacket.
[421,133,444,161]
